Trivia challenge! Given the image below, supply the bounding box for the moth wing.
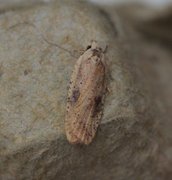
[66,98,103,145]
[65,46,106,145]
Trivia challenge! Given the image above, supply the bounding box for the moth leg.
[106,86,111,94]
[103,45,108,53]
[73,49,85,56]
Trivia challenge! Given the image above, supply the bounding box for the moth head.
[87,41,107,53]
[86,41,106,64]
[86,41,99,50]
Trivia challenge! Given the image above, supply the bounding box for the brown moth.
[65,41,107,145]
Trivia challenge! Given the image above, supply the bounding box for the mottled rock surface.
[0,0,172,180]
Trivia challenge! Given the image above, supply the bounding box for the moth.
[65,41,107,145]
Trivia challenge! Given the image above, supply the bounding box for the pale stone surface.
[0,0,171,180]
[106,5,172,179]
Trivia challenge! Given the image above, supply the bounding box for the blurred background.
[89,0,172,6]
[0,0,172,6]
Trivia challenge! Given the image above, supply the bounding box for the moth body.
[65,41,107,145]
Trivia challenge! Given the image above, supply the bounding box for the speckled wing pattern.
[65,42,106,145]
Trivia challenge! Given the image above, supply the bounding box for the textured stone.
[0,0,172,180]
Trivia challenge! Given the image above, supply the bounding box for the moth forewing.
[65,41,107,145]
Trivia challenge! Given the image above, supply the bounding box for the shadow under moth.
[65,41,107,145]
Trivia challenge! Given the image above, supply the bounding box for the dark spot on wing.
[92,96,102,118]
[71,89,80,104]
[95,96,102,107]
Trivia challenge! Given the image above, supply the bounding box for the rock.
[0,0,171,180]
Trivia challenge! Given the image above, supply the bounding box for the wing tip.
[66,131,94,145]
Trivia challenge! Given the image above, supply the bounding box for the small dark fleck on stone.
[0,71,3,78]
[24,69,31,76]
